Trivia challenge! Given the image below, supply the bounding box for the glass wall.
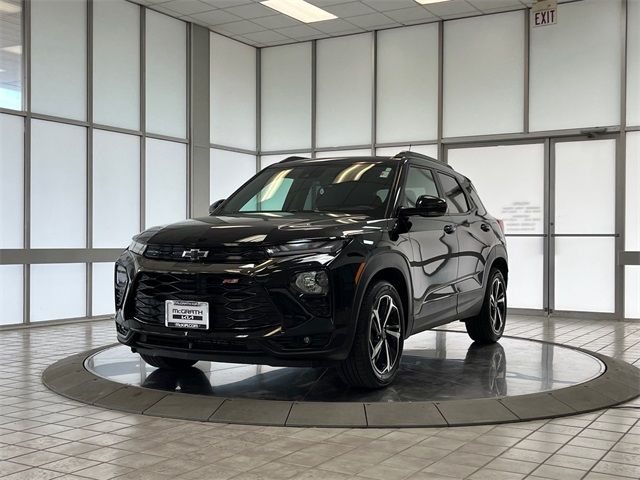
[1,0,189,326]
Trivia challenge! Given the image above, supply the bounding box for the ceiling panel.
[131,0,543,48]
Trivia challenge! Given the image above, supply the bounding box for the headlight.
[292,271,329,295]
[266,239,346,257]
[114,263,129,309]
[128,239,146,255]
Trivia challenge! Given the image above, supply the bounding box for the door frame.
[443,133,623,320]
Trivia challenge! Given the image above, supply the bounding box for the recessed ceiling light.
[0,0,20,14]
[415,0,450,4]
[261,0,337,23]
[1,45,21,55]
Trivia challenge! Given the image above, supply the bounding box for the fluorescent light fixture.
[0,0,20,14]
[415,0,449,4]
[1,45,22,55]
[261,0,337,23]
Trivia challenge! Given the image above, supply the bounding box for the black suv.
[114,152,508,388]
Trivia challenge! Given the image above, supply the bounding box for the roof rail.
[392,150,452,168]
[278,155,309,163]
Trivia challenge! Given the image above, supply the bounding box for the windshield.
[220,160,398,218]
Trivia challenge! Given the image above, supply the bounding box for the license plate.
[165,300,209,330]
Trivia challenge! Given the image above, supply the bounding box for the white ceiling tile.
[252,15,302,29]
[383,6,436,24]
[225,3,277,19]
[242,29,290,43]
[346,12,396,29]
[217,19,266,34]
[311,17,362,33]
[361,0,417,12]
[162,0,215,15]
[201,0,254,7]
[190,9,242,24]
[324,1,377,17]
[274,24,324,39]
[422,0,478,17]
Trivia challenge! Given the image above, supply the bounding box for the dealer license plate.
[165,300,209,330]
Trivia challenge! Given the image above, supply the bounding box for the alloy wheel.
[369,294,401,377]
[489,277,506,333]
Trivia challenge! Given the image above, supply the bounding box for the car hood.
[137,213,387,247]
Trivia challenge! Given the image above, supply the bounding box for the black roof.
[276,150,452,170]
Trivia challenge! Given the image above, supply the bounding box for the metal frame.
[2,0,639,326]
[0,0,191,326]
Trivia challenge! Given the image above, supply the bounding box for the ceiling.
[133,0,548,48]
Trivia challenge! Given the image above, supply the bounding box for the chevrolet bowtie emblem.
[181,248,209,261]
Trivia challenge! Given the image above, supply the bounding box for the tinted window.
[221,161,398,218]
[404,167,439,207]
[466,183,486,215]
[437,173,469,213]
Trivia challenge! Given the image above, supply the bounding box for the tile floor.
[1,315,640,480]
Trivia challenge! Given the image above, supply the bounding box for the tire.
[338,281,405,389]
[465,268,507,343]
[139,353,198,370]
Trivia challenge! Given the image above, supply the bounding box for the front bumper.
[114,250,361,367]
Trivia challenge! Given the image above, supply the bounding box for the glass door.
[550,137,618,315]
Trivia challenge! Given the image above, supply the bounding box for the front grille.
[144,244,267,263]
[130,271,281,332]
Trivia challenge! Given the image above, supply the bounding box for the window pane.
[0,113,23,248]
[530,0,622,131]
[31,119,86,248]
[211,33,256,150]
[316,149,371,158]
[443,11,524,137]
[146,10,186,138]
[507,236,544,310]
[376,145,438,159]
[31,263,86,322]
[210,149,256,203]
[627,133,640,250]
[629,0,640,126]
[377,24,438,143]
[0,265,22,325]
[555,139,616,235]
[93,130,140,248]
[0,0,22,110]
[261,43,310,151]
[437,173,468,214]
[92,262,114,316]
[405,167,438,207]
[93,0,140,130]
[626,266,640,319]
[316,33,372,148]
[554,237,615,313]
[448,144,544,234]
[31,0,86,120]
[145,138,186,228]
[260,153,311,170]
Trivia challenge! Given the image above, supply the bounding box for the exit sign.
[531,0,557,27]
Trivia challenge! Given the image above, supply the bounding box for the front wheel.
[465,268,507,343]
[139,353,197,370]
[338,281,405,389]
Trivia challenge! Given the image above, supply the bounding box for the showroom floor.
[1,316,640,480]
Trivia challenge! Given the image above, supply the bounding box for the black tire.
[465,268,507,343]
[139,353,198,370]
[338,281,405,389]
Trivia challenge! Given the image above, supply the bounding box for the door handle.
[480,223,491,232]
[444,224,456,234]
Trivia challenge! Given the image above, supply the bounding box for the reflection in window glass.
[404,167,438,207]
[437,173,469,214]
[0,0,22,110]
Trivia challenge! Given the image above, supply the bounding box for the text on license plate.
[165,300,209,330]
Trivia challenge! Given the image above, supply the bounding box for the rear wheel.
[465,268,507,343]
[139,354,197,370]
[338,281,404,389]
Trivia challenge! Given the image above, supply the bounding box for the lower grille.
[130,271,281,332]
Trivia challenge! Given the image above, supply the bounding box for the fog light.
[292,271,329,295]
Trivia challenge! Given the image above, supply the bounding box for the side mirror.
[209,199,225,215]
[400,195,447,217]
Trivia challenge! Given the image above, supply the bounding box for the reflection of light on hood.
[237,234,267,243]
[209,225,252,229]
[260,169,291,202]
[343,230,365,235]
